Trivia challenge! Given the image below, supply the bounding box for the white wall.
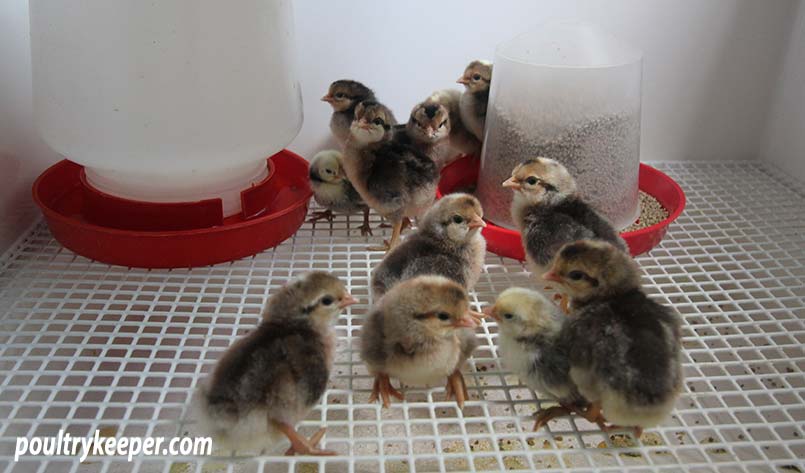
[0,0,800,254]
[763,0,805,182]
[0,0,60,254]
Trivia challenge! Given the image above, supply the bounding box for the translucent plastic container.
[29,0,302,216]
[477,22,642,230]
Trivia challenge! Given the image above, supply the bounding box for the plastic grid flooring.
[0,161,803,473]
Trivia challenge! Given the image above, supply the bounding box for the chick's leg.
[368,219,403,252]
[308,209,334,223]
[358,207,373,236]
[369,374,404,408]
[273,422,335,456]
[444,370,470,409]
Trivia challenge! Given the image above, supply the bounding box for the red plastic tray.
[438,155,686,259]
[33,150,312,268]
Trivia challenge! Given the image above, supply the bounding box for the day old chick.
[342,100,440,251]
[194,272,357,456]
[427,88,482,161]
[322,80,383,147]
[371,193,486,300]
[546,240,683,438]
[457,60,492,141]
[484,288,587,430]
[505,157,626,277]
[308,150,372,236]
[393,100,453,169]
[361,276,478,408]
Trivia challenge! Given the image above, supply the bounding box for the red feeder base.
[438,155,686,259]
[32,150,312,269]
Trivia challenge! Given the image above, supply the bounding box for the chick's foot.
[308,210,334,224]
[358,207,373,236]
[444,370,470,409]
[276,424,336,456]
[533,405,572,431]
[369,374,404,408]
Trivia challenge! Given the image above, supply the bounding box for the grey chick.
[484,288,587,431]
[308,150,372,236]
[194,272,357,455]
[342,100,440,252]
[371,193,486,301]
[457,60,492,141]
[427,89,482,161]
[545,240,683,438]
[322,80,385,147]
[393,100,453,169]
[504,157,627,277]
[361,275,478,409]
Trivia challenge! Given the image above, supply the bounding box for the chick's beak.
[453,314,478,329]
[338,293,359,308]
[468,216,487,229]
[502,177,521,189]
[542,271,562,283]
[456,77,470,85]
[357,119,372,130]
[321,95,334,103]
[482,305,499,321]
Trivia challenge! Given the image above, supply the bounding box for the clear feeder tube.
[477,22,642,230]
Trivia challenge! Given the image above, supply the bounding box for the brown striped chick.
[457,60,492,141]
[193,272,357,455]
[370,193,486,301]
[546,241,683,438]
[361,276,478,409]
[308,150,372,236]
[428,88,482,161]
[321,80,379,147]
[342,101,439,252]
[393,101,453,169]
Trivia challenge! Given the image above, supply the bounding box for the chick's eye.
[439,120,447,128]
[437,312,450,321]
[503,313,514,320]
[526,177,538,186]
[568,271,585,281]
[372,117,385,126]
[452,215,464,224]
[472,74,482,81]
[334,92,345,99]
[321,296,334,306]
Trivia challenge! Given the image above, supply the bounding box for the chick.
[342,100,440,251]
[361,276,478,408]
[504,157,626,277]
[457,60,492,141]
[484,288,587,430]
[321,80,382,147]
[308,150,372,236]
[427,89,482,160]
[545,240,683,438]
[393,100,453,169]
[371,193,486,301]
[194,272,357,455]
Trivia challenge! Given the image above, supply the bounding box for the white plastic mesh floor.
[0,161,803,473]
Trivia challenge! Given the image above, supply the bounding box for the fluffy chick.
[546,240,683,438]
[485,288,586,430]
[371,193,486,300]
[505,157,627,277]
[427,89,482,161]
[194,272,357,455]
[457,60,492,141]
[361,276,478,408]
[342,100,440,251]
[393,101,453,169]
[308,150,372,236]
[322,80,383,147]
